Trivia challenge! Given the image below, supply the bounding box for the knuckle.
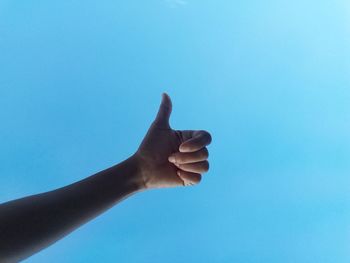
[191,174,202,185]
[202,161,209,172]
[196,174,202,184]
[200,130,212,144]
[201,148,209,159]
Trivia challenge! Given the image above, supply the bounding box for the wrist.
[129,153,148,191]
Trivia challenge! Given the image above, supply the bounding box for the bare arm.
[0,156,143,262]
[0,93,212,262]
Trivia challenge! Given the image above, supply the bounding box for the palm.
[137,124,184,188]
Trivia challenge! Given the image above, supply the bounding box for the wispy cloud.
[165,0,188,8]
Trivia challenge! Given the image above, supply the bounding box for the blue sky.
[0,1,350,262]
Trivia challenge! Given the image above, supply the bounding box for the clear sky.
[0,1,350,262]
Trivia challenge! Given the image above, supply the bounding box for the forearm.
[0,154,144,262]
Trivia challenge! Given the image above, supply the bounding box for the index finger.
[179,130,212,153]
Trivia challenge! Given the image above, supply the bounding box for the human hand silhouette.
[135,93,212,189]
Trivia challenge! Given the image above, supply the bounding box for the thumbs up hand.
[134,93,212,189]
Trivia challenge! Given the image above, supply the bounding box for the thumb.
[153,93,172,128]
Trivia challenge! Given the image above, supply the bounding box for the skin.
[0,93,212,262]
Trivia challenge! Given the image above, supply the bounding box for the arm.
[0,156,143,262]
[0,93,212,262]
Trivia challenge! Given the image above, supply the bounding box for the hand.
[134,93,212,189]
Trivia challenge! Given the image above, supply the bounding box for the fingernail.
[168,156,175,163]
